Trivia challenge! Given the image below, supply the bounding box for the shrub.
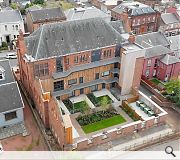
[87,93,99,106]
[2,42,8,48]
[76,109,118,126]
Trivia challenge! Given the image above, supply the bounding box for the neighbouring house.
[136,0,161,8]
[167,35,180,58]
[65,6,111,22]
[158,13,180,37]
[111,1,161,34]
[0,60,24,128]
[142,45,174,79]
[26,7,66,33]
[17,18,148,150]
[90,0,122,13]
[0,9,25,46]
[158,54,180,81]
[135,31,180,81]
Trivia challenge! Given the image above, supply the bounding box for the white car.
[6,53,17,59]
[0,143,3,153]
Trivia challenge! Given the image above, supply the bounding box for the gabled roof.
[112,1,155,16]
[0,10,23,23]
[161,13,180,24]
[135,32,170,48]
[28,7,66,23]
[0,60,15,85]
[25,18,124,60]
[145,45,172,58]
[65,7,111,21]
[160,54,179,65]
[0,82,24,113]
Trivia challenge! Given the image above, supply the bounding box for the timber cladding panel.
[54,64,114,90]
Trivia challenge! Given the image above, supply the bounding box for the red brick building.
[17,18,147,150]
[26,7,66,33]
[111,1,161,34]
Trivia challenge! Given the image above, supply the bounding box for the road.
[142,138,180,151]
[0,51,18,68]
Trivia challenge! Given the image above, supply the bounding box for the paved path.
[109,128,173,151]
[142,138,180,151]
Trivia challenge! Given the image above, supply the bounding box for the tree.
[165,79,180,107]
[10,3,18,9]
[100,96,110,113]
[165,79,180,94]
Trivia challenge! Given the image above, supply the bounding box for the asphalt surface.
[142,138,180,151]
[0,51,18,68]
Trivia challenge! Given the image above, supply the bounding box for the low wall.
[73,113,167,151]
[141,80,169,102]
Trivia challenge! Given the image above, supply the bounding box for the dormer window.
[0,66,5,80]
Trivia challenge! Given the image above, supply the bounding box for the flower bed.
[87,93,99,106]
[63,99,89,114]
[76,108,126,133]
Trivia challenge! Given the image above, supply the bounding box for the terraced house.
[17,18,147,150]
[111,1,161,34]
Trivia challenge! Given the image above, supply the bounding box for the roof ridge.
[35,26,44,59]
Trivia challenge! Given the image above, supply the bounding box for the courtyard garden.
[76,108,126,134]
[87,93,112,107]
[63,99,89,114]
[161,79,180,107]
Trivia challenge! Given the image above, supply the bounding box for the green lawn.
[82,115,126,134]
[68,101,89,113]
[150,78,161,85]
[97,95,112,105]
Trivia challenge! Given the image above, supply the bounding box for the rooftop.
[161,13,180,24]
[65,7,111,21]
[0,10,23,23]
[110,20,129,34]
[25,18,124,60]
[135,32,170,48]
[0,60,15,85]
[145,45,172,58]
[28,7,66,23]
[160,54,179,65]
[0,82,24,113]
[112,1,155,16]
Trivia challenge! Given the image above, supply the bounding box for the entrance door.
[6,35,10,43]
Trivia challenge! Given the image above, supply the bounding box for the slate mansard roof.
[28,7,66,23]
[112,1,155,16]
[161,13,180,25]
[25,18,125,60]
[0,60,14,85]
[0,10,23,23]
[135,32,170,48]
[0,60,24,113]
[0,82,24,113]
[65,7,111,21]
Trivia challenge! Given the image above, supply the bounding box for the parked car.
[6,53,17,59]
[0,143,3,153]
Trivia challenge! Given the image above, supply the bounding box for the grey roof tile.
[145,45,172,58]
[161,13,180,24]
[0,82,24,113]
[135,32,170,48]
[160,54,179,65]
[25,18,124,60]
[0,10,23,23]
[65,7,111,21]
[29,7,66,23]
[0,60,15,85]
[112,1,155,16]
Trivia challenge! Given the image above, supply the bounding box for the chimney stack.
[128,32,135,44]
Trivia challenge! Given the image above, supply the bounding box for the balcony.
[52,77,119,97]
[52,57,121,80]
